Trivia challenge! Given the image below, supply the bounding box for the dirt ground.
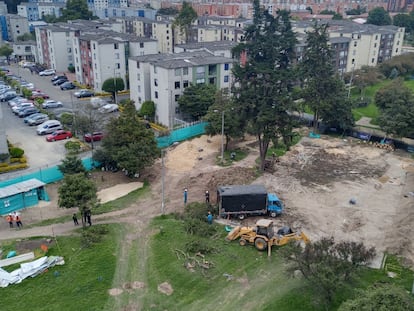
[2,132,414,269]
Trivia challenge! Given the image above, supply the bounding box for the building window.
[115,53,120,59]
[154,66,157,74]
[224,63,229,70]
[137,73,140,81]
[154,78,158,86]
[183,67,188,75]
[175,68,180,76]
[138,85,141,92]
[371,58,375,63]
[114,43,119,49]
[140,42,144,48]
[175,94,179,101]
[175,81,180,89]
[93,43,95,49]
[155,91,158,99]
[116,63,120,69]
[136,62,140,68]
[224,75,229,82]
[183,80,189,88]
[354,41,357,47]
[396,48,399,53]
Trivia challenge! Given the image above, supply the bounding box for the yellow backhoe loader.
[226,219,310,256]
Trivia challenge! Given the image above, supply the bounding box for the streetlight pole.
[220,110,224,164]
[161,149,165,214]
[113,68,117,104]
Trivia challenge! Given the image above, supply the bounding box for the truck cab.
[267,193,283,217]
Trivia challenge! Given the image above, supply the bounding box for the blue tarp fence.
[0,122,208,187]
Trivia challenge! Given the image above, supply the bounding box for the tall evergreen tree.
[300,23,353,132]
[232,2,298,171]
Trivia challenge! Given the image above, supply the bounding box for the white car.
[99,104,119,113]
[39,69,56,76]
[42,100,63,109]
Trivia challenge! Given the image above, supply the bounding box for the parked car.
[51,75,67,82]
[46,130,72,142]
[52,77,68,86]
[60,81,76,90]
[99,104,119,113]
[20,82,35,90]
[84,132,104,142]
[30,92,49,100]
[18,107,39,118]
[0,90,17,102]
[28,65,43,73]
[27,114,49,126]
[0,67,9,72]
[12,102,33,114]
[42,100,63,109]
[8,97,26,107]
[24,113,41,123]
[37,120,63,135]
[74,89,94,98]
[39,69,56,76]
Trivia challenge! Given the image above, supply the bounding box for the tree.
[16,32,35,41]
[94,100,159,176]
[102,77,125,101]
[300,23,354,132]
[204,90,243,150]
[158,7,178,15]
[393,13,413,32]
[0,44,13,62]
[173,1,197,42]
[339,283,414,311]
[59,0,96,22]
[139,100,156,121]
[280,237,376,308]
[375,78,414,137]
[58,155,86,175]
[58,173,97,226]
[366,7,392,26]
[232,2,298,171]
[178,83,216,120]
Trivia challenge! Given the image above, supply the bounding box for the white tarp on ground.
[0,256,64,287]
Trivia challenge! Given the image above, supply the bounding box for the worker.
[6,214,13,228]
[72,213,79,226]
[183,188,188,205]
[15,214,23,229]
[205,190,210,204]
[207,212,213,225]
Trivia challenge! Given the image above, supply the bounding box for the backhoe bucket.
[226,226,241,241]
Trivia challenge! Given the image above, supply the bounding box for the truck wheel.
[254,238,268,251]
[239,239,247,246]
[270,212,277,218]
[238,214,245,220]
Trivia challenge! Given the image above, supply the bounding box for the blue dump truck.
[217,184,283,220]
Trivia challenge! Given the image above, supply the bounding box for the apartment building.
[129,51,234,127]
[0,14,29,42]
[0,1,8,15]
[152,19,173,53]
[72,31,158,90]
[175,41,236,58]
[18,2,65,21]
[294,20,404,72]
[13,40,37,62]
[87,0,128,10]
[35,24,77,72]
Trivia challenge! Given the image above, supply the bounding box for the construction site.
[162,132,414,267]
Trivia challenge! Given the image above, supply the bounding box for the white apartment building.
[175,41,236,58]
[6,14,29,42]
[294,20,405,72]
[129,51,234,128]
[152,20,173,53]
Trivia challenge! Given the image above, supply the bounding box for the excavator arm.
[225,226,255,241]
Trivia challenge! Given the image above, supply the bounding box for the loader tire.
[254,238,267,251]
[239,239,247,246]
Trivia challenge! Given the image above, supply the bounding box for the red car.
[30,92,50,100]
[46,130,72,142]
[84,132,104,142]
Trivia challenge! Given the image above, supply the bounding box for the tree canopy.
[178,83,216,120]
[0,45,13,61]
[58,155,86,175]
[281,237,376,308]
[366,7,392,26]
[58,173,97,210]
[375,78,414,137]
[60,0,96,22]
[139,100,156,121]
[338,283,414,311]
[173,1,197,41]
[204,90,243,150]
[93,100,159,176]
[300,23,354,132]
[232,1,298,171]
[102,77,125,101]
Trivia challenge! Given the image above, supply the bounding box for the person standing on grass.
[72,213,79,225]
[207,212,213,225]
[6,214,13,228]
[86,210,92,226]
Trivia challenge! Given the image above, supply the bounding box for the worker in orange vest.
[6,214,13,228]
[15,214,22,229]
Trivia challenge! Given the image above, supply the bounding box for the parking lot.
[1,65,97,173]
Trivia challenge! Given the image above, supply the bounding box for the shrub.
[0,162,8,167]
[0,163,28,173]
[9,147,24,158]
[10,157,26,163]
[80,225,109,248]
[184,239,218,254]
[65,141,81,153]
[21,87,32,99]
[0,153,9,162]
